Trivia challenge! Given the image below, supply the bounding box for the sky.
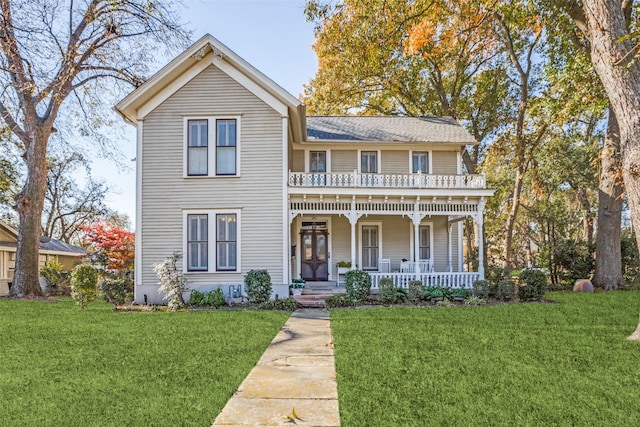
[99,0,318,227]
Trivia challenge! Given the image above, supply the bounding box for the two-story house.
[116,34,494,304]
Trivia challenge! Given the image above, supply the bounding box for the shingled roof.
[306,116,477,144]
[0,221,87,256]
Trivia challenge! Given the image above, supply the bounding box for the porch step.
[293,294,333,308]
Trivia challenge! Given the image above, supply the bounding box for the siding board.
[140,65,285,294]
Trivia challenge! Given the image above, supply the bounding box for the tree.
[44,152,110,243]
[562,2,640,253]
[0,0,189,297]
[81,219,134,274]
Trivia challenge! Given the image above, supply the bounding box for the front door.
[300,228,329,281]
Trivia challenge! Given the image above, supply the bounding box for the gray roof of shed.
[0,221,87,256]
[306,116,477,144]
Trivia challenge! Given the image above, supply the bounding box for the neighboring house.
[116,34,495,304]
[0,221,87,296]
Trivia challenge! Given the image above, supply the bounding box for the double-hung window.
[419,225,431,260]
[187,214,208,271]
[187,120,208,176]
[361,151,378,173]
[216,119,236,175]
[185,117,239,177]
[412,151,429,173]
[185,210,240,273]
[216,214,237,270]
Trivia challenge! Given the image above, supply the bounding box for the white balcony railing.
[288,170,486,190]
[369,272,481,289]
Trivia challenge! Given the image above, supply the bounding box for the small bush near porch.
[0,298,288,426]
[331,292,640,426]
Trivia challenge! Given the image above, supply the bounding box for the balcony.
[288,171,486,190]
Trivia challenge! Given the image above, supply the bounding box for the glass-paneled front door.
[300,224,328,281]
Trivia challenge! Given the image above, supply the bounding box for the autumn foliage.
[81,220,135,273]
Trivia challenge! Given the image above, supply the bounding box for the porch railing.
[369,272,481,290]
[288,171,486,190]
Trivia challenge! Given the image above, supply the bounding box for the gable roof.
[115,34,306,142]
[0,221,87,257]
[306,116,478,145]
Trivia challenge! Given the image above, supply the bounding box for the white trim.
[409,220,434,264]
[457,151,462,174]
[357,149,381,173]
[282,117,290,286]
[358,221,383,271]
[409,150,433,174]
[138,55,212,119]
[135,120,143,297]
[182,209,242,274]
[183,116,241,178]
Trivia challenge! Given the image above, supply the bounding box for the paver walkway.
[212,309,340,426]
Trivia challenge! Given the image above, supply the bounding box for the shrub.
[324,294,355,308]
[260,298,300,311]
[41,260,70,295]
[493,279,516,301]
[378,277,397,303]
[153,252,188,311]
[408,280,424,302]
[70,264,98,309]
[100,277,133,307]
[488,266,512,284]
[452,287,471,300]
[345,270,371,303]
[518,269,548,302]
[464,295,486,306]
[472,280,490,298]
[244,270,272,304]
[189,288,226,308]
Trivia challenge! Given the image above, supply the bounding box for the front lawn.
[0,299,289,426]
[331,292,640,426]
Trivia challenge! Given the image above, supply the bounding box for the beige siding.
[330,215,351,277]
[381,151,408,174]
[0,228,14,241]
[331,150,357,172]
[432,151,458,174]
[291,150,304,172]
[452,222,460,272]
[140,65,285,295]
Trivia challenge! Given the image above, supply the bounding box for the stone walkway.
[212,309,340,426]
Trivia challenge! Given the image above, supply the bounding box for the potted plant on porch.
[290,277,306,296]
[336,261,352,274]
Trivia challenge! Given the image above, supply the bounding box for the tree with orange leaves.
[81,219,134,274]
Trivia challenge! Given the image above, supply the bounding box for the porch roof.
[306,116,478,145]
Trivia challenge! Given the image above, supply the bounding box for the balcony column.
[447,222,453,272]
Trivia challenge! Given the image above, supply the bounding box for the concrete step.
[293,294,333,308]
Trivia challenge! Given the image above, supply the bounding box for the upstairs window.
[412,151,429,173]
[184,117,240,177]
[187,120,208,176]
[310,151,327,173]
[361,151,378,173]
[216,119,237,175]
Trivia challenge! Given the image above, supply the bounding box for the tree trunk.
[593,109,623,290]
[578,0,640,255]
[8,129,51,297]
[503,166,525,267]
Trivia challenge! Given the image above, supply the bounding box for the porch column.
[411,210,421,280]
[477,198,486,280]
[447,223,453,271]
[346,198,362,270]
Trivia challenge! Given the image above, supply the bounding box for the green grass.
[0,298,289,427]
[331,292,640,426]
